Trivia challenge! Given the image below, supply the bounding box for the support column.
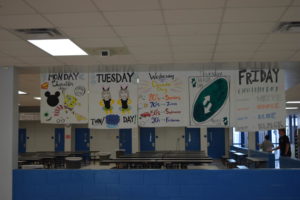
[132,127,139,153]
[248,132,256,150]
[200,128,208,156]
[64,125,72,152]
[0,67,18,200]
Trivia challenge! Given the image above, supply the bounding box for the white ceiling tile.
[0,14,53,29]
[214,52,253,60]
[215,44,260,52]
[227,0,292,7]
[0,41,49,56]
[289,52,300,61]
[114,25,167,37]
[93,0,160,11]
[265,33,300,43]
[45,13,107,27]
[293,0,300,6]
[259,43,300,51]
[170,35,217,45]
[56,56,100,65]
[220,22,276,34]
[161,0,226,9]
[218,34,267,44]
[135,54,172,61]
[252,51,295,61]
[173,59,211,64]
[26,0,97,13]
[281,7,300,21]
[97,55,137,65]
[73,38,123,48]
[123,37,169,46]
[128,46,171,55]
[60,26,116,38]
[18,56,63,66]
[173,53,212,61]
[172,45,215,54]
[0,29,22,41]
[104,11,163,26]
[224,8,286,22]
[0,56,25,66]
[168,24,219,35]
[0,0,36,15]
[164,9,223,24]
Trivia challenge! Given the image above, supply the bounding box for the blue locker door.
[207,128,225,158]
[75,128,90,151]
[185,128,201,151]
[55,128,65,152]
[18,128,26,154]
[119,129,132,155]
[140,128,155,152]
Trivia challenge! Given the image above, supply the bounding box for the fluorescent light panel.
[286,107,298,110]
[33,97,41,100]
[28,39,88,56]
[18,90,27,95]
[286,101,300,104]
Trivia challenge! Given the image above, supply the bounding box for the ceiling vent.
[84,47,130,56]
[275,22,300,33]
[13,28,65,39]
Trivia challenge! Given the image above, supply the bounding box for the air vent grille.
[276,22,300,33]
[14,28,64,39]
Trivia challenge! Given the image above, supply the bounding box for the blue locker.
[207,128,225,158]
[119,129,132,155]
[75,128,90,151]
[185,128,201,151]
[55,128,65,152]
[140,128,155,151]
[18,128,26,154]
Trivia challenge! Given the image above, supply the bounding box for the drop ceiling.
[0,0,299,111]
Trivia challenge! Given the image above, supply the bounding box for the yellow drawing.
[117,86,132,114]
[99,87,114,114]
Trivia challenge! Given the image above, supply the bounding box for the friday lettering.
[239,68,279,85]
[96,72,134,83]
[48,72,80,82]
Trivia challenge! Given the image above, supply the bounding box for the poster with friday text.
[189,71,230,127]
[40,72,88,124]
[231,66,286,132]
[88,72,138,129]
[138,72,188,127]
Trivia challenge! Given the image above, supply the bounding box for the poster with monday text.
[40,72,88,124]
[138,72,188,127]
[89,72,138,129]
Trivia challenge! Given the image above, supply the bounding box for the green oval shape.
[193,78,228,123]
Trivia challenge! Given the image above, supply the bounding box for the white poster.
[189,71,230,127]
[40,72,88,124]
[138,72,188,127]
[89,72,137,129]
[231,66,286,132]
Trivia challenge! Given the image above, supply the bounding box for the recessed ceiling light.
[33,97,41,100]
[18,90,27,95]
[286,101,300,104]
[28,39,88,56]
[286,107,298,110]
